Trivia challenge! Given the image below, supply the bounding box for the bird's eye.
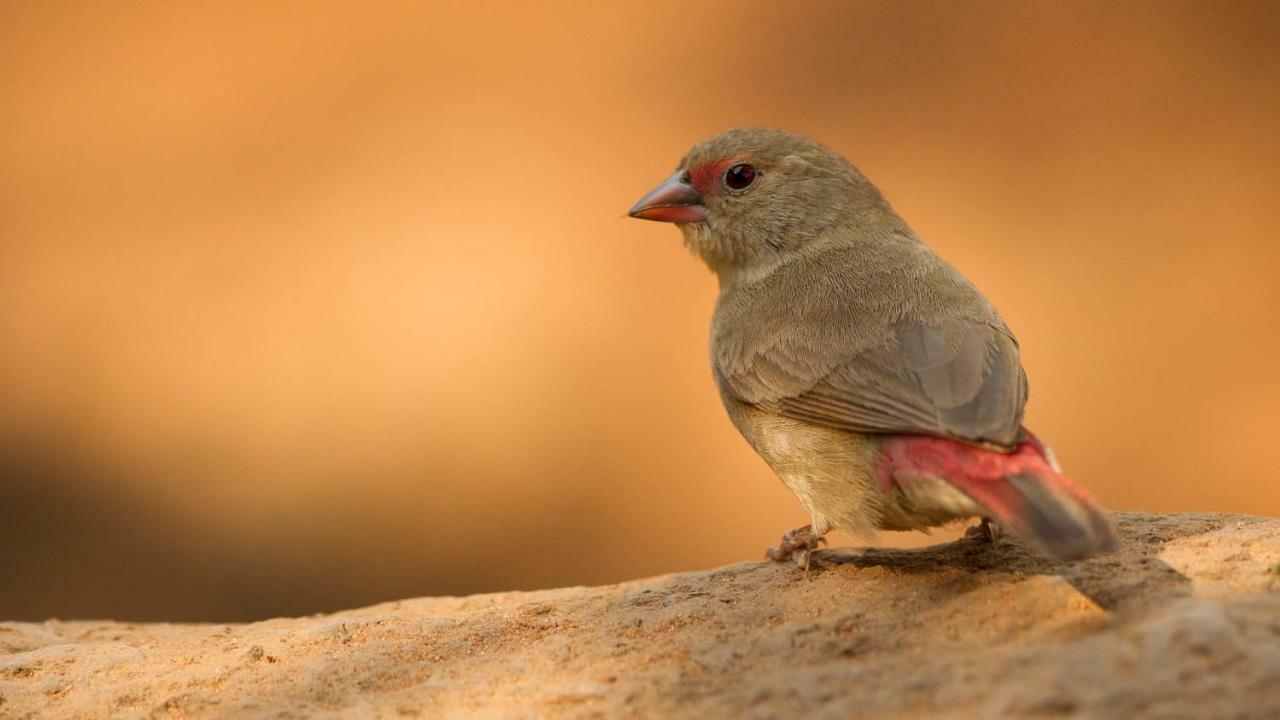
[723,163,757,191]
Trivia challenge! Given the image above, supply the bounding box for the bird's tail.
[881,431,1120,560]
[954,459,1119,561]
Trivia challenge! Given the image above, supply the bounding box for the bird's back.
[712,230,1028,448]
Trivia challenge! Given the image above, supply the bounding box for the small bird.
[628,128,1118,565]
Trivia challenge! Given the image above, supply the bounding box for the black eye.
[724,163,757,191]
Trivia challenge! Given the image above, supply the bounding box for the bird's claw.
[965,517,1002,544]
[767,525,828,574]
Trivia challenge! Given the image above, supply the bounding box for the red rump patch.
[877,433,1044,526]
[687,155,748,194]
[876,432,1053,492]
[877,430,1116,559]
[876,430,1097,523]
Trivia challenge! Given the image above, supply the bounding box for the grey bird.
[628,128,1118,564]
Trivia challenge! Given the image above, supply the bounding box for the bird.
[627,128,1118,566]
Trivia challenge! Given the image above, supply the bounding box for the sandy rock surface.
[2,512,1279,719]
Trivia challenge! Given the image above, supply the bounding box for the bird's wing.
[730,320,1027,446]
[713,247,1028,448]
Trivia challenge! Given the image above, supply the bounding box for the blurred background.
[2,1,1278,622]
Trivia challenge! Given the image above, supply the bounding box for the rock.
[2,512,1278,719]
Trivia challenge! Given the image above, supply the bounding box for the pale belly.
[722,397,983,538]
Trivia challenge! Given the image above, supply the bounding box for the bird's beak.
[628,171,707,223]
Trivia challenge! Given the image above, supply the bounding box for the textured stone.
[2,512,1278,719]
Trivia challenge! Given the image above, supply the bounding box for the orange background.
[2,1,1278,621]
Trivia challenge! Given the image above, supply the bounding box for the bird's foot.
[766,524,828,573]
[965,517,1002,545]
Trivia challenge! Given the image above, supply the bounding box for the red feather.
[877,431,1118,560]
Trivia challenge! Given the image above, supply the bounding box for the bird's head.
[629,128,889,279]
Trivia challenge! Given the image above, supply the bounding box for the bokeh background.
[3,1,1278,622]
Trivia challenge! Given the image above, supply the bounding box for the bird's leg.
[766,524,827,572]
[965,517,1002,544]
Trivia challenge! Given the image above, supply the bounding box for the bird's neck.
[710,210,919,292]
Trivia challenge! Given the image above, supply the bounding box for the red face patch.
[686,154,749,195]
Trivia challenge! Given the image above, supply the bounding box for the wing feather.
[713,242,1028,448]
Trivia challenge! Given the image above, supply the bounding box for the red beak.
[628,171,707,224]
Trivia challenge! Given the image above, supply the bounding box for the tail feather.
[880,431,1120,561]
[963,469,1119,561]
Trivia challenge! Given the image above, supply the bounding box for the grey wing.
[718,320,1028,448]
